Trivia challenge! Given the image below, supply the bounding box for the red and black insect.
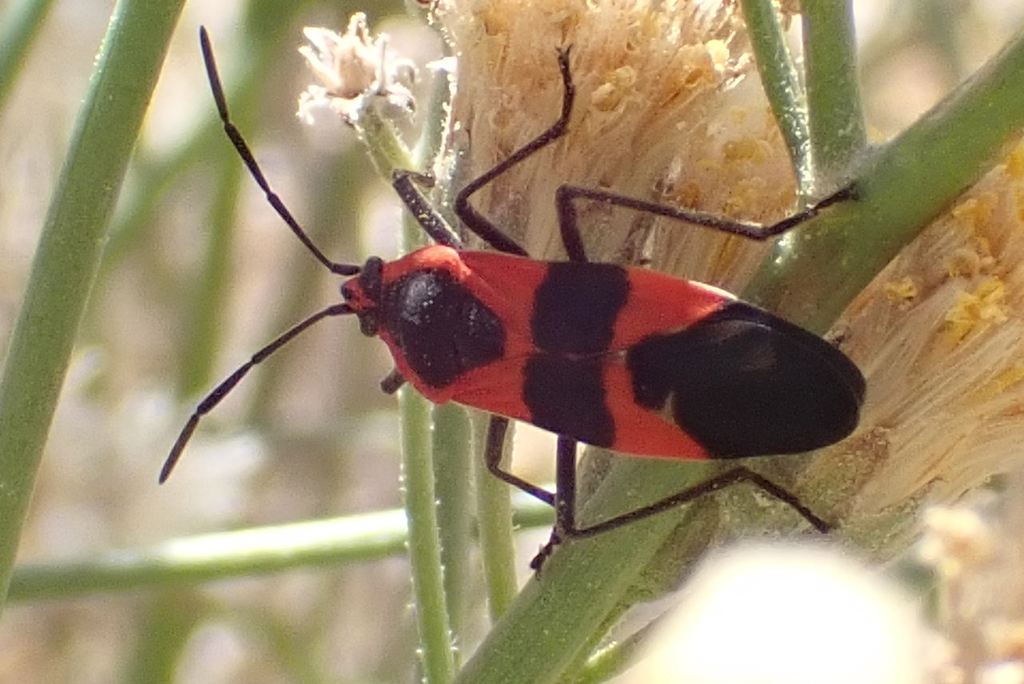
[161,28,865,565]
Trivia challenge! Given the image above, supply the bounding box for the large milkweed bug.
[160,28,865,568]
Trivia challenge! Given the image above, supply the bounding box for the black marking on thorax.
[522,262,630,447]
[379,268,505,389]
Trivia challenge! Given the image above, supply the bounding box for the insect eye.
[358,312,379,337]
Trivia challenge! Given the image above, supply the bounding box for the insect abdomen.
[626,301,865,458]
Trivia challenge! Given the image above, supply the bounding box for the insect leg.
[531,462,831,568]
[527,436,579,570]
[391,170,464,249]
[484,417,555,506]
[527,436,832,567]
[561,465,831,540]
[452,48,575,256]
[379,367,406,394]
[554,182,856,255]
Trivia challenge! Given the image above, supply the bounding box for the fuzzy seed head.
[432,0,793,287]
[811,138,1024,528]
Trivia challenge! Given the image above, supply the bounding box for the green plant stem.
[454,458,710,684]
[571,625,651,684]
[0,0,185,613]
[8,513,405,602]
[247,147,365,423]
[0,0,58,114]
[175,35,269,398]
[5,501,554,603]
[126,592,208,684]
[471,412,518,621]
[178,152,241,397]
[354,106,414,178]
[400,388,456,684]
[99,121,220,276]
[397,62,459,682]
[801,0,866,181]
[739,0,813,194]
[238,608,334,684]
[750,24,1024,330]
[432,402,474,650]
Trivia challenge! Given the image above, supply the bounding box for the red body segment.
[343,244,733,459]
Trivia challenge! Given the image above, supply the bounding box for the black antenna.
[161,28,367,482]
[160,303,354,483]
[199,26,360,277]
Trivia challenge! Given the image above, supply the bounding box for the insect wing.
[625,301,865,458]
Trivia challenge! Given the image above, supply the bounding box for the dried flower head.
[298,13,417,126]
[432,0,788,286]
[805,139,1024,539]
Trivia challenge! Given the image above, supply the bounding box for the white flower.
[297,13,416,127]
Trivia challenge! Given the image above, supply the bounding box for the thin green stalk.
[739,0,813,194]
[246,147,366,423]
[0,0,58,114]
[125,592,208,684]
[432,402,474,650]
[6,511,408,602]
[801,0,866,180]
[354,106,415,179]
[177,153,241,397]
[99,120,221,276]
[471,412,518,621]
[455,459,713,684]
[174,38,270,398]
[237,606,336,684]
[5,501,556,603]
[920,0,969,81]
[0,0,185,613]
[400,388,456,684]
[750,25,1024,330]
[571,625,651,684]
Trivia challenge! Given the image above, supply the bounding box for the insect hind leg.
[562,465,832,540]
[530,459,832,571]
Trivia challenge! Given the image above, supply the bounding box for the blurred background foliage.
[0,0,1022,682]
